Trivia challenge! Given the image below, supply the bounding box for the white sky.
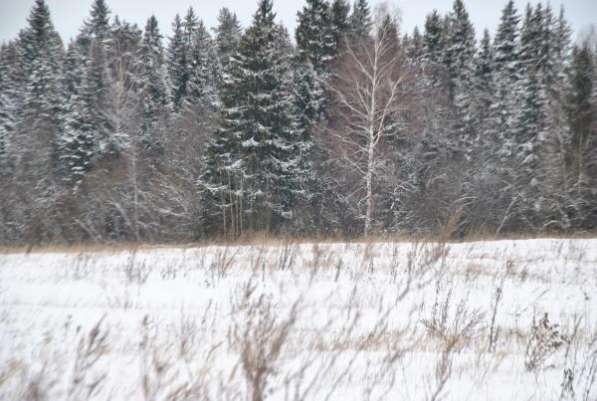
[0,0,595,45]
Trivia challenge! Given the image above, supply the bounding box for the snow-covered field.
[1,239,596,401]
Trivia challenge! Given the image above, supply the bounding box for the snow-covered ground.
[1,239,596,401]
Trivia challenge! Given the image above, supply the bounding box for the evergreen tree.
[406,27,424,64]
[296,0,335,73]
[490,0,521,164]
[295,0,336,131]
[444,0,475,99]
[82,0,111,43]
[349,0,372,40]
[167,14,186,109]
[519,4,540,72]
[493,0,520,79]
[0,46,16,174]
[18,0,64,176]
[199,0,305,235]
[139,15,171,153]
[213,8,242,74]
[566,44,594,178]
[185,21,220,112]
[423,10,446,67]
[565,44,595,229]
[168,7,199,111]
[330,0,351,48]
[444,0,476,157]
[473,29,494,140]
[552,5,572,79]
[60,76,95,187]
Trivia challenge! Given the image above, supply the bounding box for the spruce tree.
[199,0,304,235]
[18,0,64,176]
[0,47,15,175]
[565,44,595,228]
[473,29,494,141]
[406,27,424,64]
[168,7,199,111]
[490,0,521,164]
[330,0,351,48]
[213,8,242,74]
[349,0,372,40]
[295,0,335,129]
[423,10,446,67]
[444,0,475,100]
[139,15,171,154]
[83,0,111,41]
[444,0,476,157]
[296,0,335,73]
[167,14,187,110]
[184,21,220,112]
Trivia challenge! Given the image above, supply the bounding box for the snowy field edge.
[1,238,596,401]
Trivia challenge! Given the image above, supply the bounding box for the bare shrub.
[487,267,509,353]
[274,241,297,271]
[525,313,568,371]
[68,316,110,401]
[230,280,300,401]
[124,251,151,285]
[209,246,238,280]
[422,287,485,401]
[561,321,597,401]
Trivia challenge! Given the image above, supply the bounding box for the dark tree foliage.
[1,0,595,245]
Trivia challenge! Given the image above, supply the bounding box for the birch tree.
[327,5,415,236]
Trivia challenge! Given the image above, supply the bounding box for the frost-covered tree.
[185,21,220,112]
[213,8,242,75]
[327,9,414,236]
[423,10,445,67]
[167,7,199,111]
[405,27,424,63]
[199,0,305,236]
[296,0,335,73]
[167,14,186,110]
[330,0,351,48]
[138,15,171,154]
[490,0,521,165]
[0,43,19,174]
[444,0,475,99]
[474,29,494,138]
[565,44,595,227]
[349,0,372,40]
[17,0,64,177]
[83,0,110,41]
[444,0,476,157]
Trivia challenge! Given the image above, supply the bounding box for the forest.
[0,0,596,244]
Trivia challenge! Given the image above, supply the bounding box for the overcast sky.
[0,0,595,45]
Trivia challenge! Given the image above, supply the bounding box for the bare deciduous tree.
[327,4,416,236]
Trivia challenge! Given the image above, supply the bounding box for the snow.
[0,238,596,400]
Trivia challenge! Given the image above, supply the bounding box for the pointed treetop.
[331,0,351,28]
[494,0,520,67]
[21,0,62,62]
[216,7,242,34]
[27,0,53,38]
[495,0,520,46]
[145,15,160,36]
[85,0,111,39]
[214,7,242,44]
[253,0,276,28]
[349,0,372,39]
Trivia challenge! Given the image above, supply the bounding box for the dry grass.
[3,229,595,255]
[0,238,595,401]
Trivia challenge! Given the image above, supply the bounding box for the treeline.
[0,0,595,244]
